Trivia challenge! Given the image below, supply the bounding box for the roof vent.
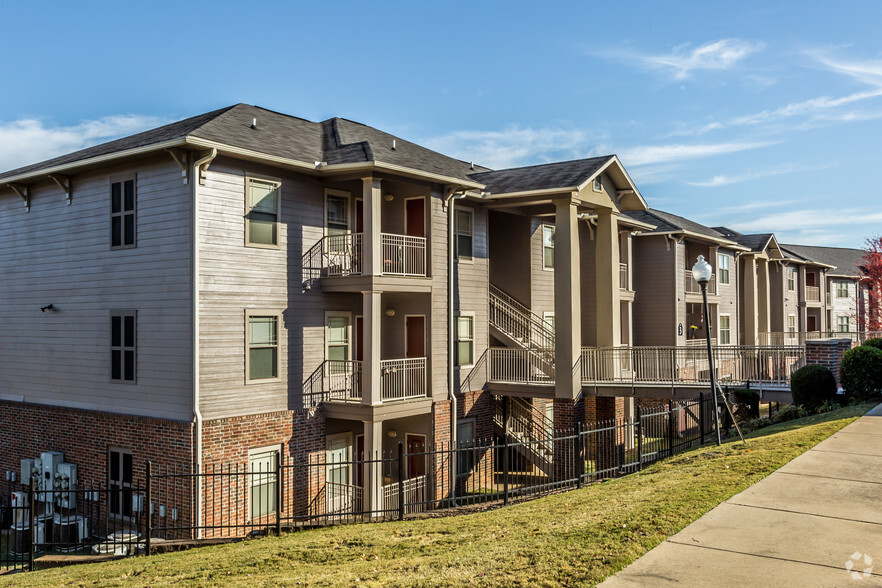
[251,118,257,130]
[469,162,475,170]
[392,139,396,150]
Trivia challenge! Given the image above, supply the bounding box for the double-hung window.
[788,315,797,337]
[249,448,278,519]
[110,178,136,248]
[718,254,730,285]
[455,209,473,261]
[455,314,474,367]
[247,313,279,381]
[246,177,281,247]
[718,314,731,345]
[787,268,796,292]
[542,225,555,269]
[836,282,849,298]
[111,312,136,382]
[837,315,850,333]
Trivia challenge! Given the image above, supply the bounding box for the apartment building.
[0,104,650,524]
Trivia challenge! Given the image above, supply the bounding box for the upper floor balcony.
[806,286,821,303]
[303,232,429,293]
[684,270,717,296]
[303,357,428,406]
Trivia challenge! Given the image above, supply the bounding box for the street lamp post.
[692,255,722,445]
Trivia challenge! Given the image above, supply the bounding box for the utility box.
[40,451,64,502]
[56,463,78,509]
[20,459,34,487]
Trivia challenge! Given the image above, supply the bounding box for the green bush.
[840,345,882,400]
[729,388,760,421]
[771,404,808,424]
[862,338,882,351]
[790,364,837,410]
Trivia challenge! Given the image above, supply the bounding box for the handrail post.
[397,442,405,521]
[146,461,152,556]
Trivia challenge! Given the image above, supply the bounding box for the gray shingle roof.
[780,244,867,276]
[468,156,612,194]
[623,209,730,242]
[711,226,773,252]
[0,104,487,184]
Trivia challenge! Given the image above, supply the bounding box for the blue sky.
[2,0,881,248]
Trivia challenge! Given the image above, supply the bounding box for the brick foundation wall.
[432,391,496,503]
[805,338,853,387]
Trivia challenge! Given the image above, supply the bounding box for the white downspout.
[191,148,216,538]
[444,189,465,504]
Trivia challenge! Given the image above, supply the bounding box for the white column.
[595,209,621,348]
[362,290,382,406]
[362,177,382,276]
[362,420,383,514]
[553,198,582,399]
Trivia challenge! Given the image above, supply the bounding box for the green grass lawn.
[1,403,872,587]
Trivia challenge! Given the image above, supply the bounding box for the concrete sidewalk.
[601,404,882,587]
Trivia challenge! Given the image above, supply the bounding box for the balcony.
[303,357,428,405]
[302,233,428,291]
[684,270,716,296]
[487,348,555,385]
[619,263,629,290]
[806,286,820,302]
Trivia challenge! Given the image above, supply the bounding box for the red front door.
[405,198,425,238]
[405,316,426,358]
[406,434,426,478]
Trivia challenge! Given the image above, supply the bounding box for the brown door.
[355,199,364,233]
[405,316,426,358]
[806,272,816,287]
[405,198,425,238]
[807,315,817,332]
[406,434,426,478]
[355,317,364,362]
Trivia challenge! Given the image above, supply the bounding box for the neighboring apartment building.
[622,210,746,348]
[0,104,649,526]
[780,244,874,339]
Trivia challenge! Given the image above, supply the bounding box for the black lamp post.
[692,255,722,445]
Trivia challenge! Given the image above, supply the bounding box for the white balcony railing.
[487,348,555,385]
[381,233,426,276]
[684,270,716,295]
[806,286,821,302]
[380,357,427,401]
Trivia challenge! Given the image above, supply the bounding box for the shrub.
[771,404,808,424]
[790,364,837,410]
[862,338,882,351]
[840,345,882,400]
[816,399,840,414]
[729,388,760,421]
[740,417,772,433]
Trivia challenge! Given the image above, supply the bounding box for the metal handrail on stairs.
[489,284,555,349]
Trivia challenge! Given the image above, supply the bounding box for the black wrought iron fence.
[2,394,719,571]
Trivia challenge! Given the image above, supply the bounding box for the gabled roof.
[780,244,867,277]
[623,209,744,248]
[0,104,487,186]
[711,226,776,253]
[469,156,611,194]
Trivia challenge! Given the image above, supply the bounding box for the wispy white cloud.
[734,208,882,233]
[715,199,800,213]
[0,115,167,172]
[732,89,882,126]
[423,126,597,169]
[643,38,765,80]
[685,163,834,187]
[809,52,882,87]
[618,140,776,166]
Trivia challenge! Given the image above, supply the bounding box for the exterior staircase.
[493,395,555,477]
[489,284,555,350]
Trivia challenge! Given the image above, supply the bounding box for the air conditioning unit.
[11,491,28,526]
[56,463,77,509]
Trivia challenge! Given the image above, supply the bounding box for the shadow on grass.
[723,401,876,443]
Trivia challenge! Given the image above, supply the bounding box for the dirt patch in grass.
[1,403,871,587]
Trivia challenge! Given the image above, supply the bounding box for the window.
[543,312,555,348]
[836,282,849,298]
[111,312,136,382]
[456,419,476,474]
[593,176,602,192]
[325,191,350,236]
[787,267,796,292]
[110,178,136,248]
[718,254,730,285]
[245,177,281,247]
[108,449,133,518]
[719,314,731,345]
[247,314,279,381]
[455,314,474,367]
[249,448,278,519]
[326,315,350,363]
[455,208,473,260]
[837,315,850,333]
[788,315,796,337]
[542,225,555,269]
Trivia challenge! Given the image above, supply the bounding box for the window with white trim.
[787,267,796,292]
[247,313,279,381]
[593,176,602,192]
[837,315,850,333]
[543,312,555,348]
[111,312,136,382]
[325,191,349,236]
[455,208,473,260]
[836,281,849,298]
[719,314,731,345]
[110,178,136,248]
[246,177,281,247]
[788,314,796,337]
[455,314,474,367]
[718,254,730,285]
[542,225,555,270]
[456,419,476,474]
[249,447,278,519]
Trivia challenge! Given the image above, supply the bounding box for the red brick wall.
[805,338,853,387]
